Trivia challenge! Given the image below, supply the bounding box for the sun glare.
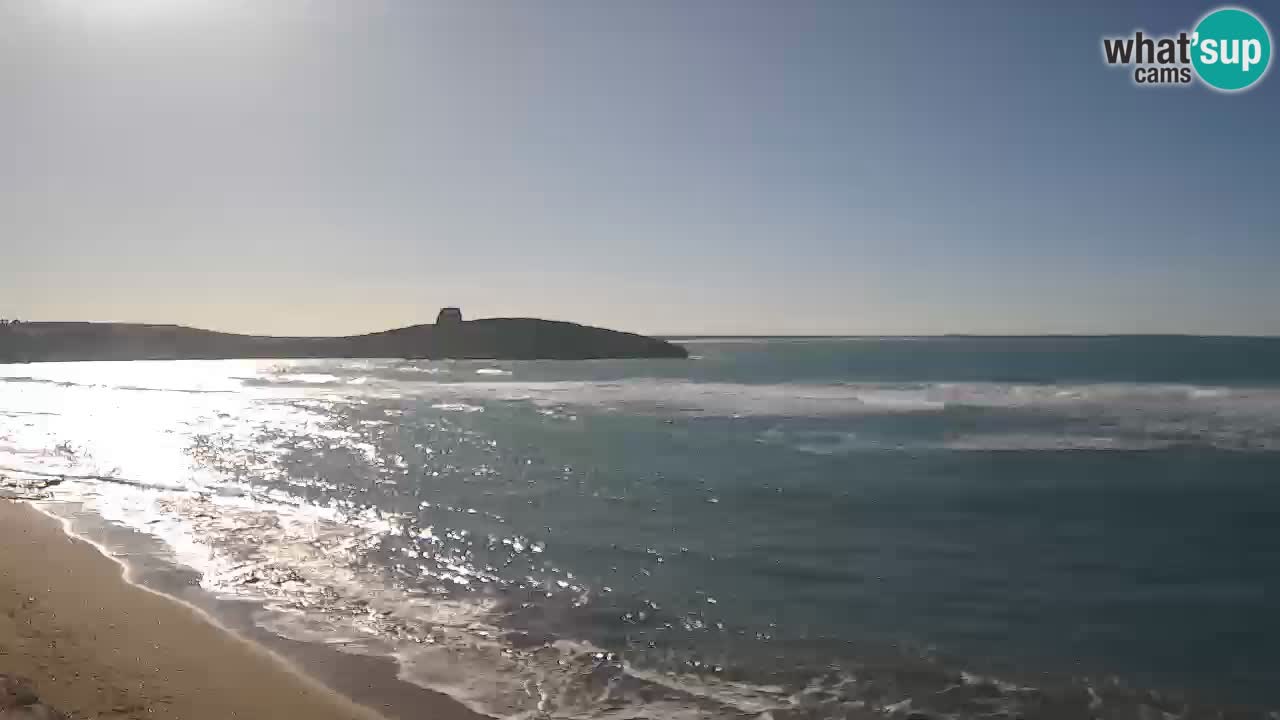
[49,0,222,24]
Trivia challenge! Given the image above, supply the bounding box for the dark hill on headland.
[0,315,688,363]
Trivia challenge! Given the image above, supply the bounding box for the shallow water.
[2,337,1279,719]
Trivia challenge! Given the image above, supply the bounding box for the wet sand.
[0,499,436,720]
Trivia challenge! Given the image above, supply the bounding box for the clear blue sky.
[1,0,1277,336]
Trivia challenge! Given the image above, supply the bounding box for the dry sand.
[0,499,386,720]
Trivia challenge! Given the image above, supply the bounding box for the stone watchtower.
[436,307,463,325]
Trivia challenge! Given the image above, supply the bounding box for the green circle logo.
[1192,7,1272,91]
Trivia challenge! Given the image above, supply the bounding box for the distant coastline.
[0,312,688,363]
[666,333,1280,340]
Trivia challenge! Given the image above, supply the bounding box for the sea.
[2,336,1279,720]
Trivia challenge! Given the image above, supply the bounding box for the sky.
[1,0,1277,336]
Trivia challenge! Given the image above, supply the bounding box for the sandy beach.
[0,499,388,720]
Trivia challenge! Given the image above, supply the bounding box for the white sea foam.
[430,402,485,413]
[349,379,1280,449]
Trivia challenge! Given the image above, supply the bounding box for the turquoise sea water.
[2,336,1279,718]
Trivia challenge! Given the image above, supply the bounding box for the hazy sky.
[1,0,1277,336]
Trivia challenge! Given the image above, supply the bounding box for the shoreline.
[0,499,486,720]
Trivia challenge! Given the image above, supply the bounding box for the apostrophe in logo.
[1101,6,1271,92]
[1191,7,1271,91]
